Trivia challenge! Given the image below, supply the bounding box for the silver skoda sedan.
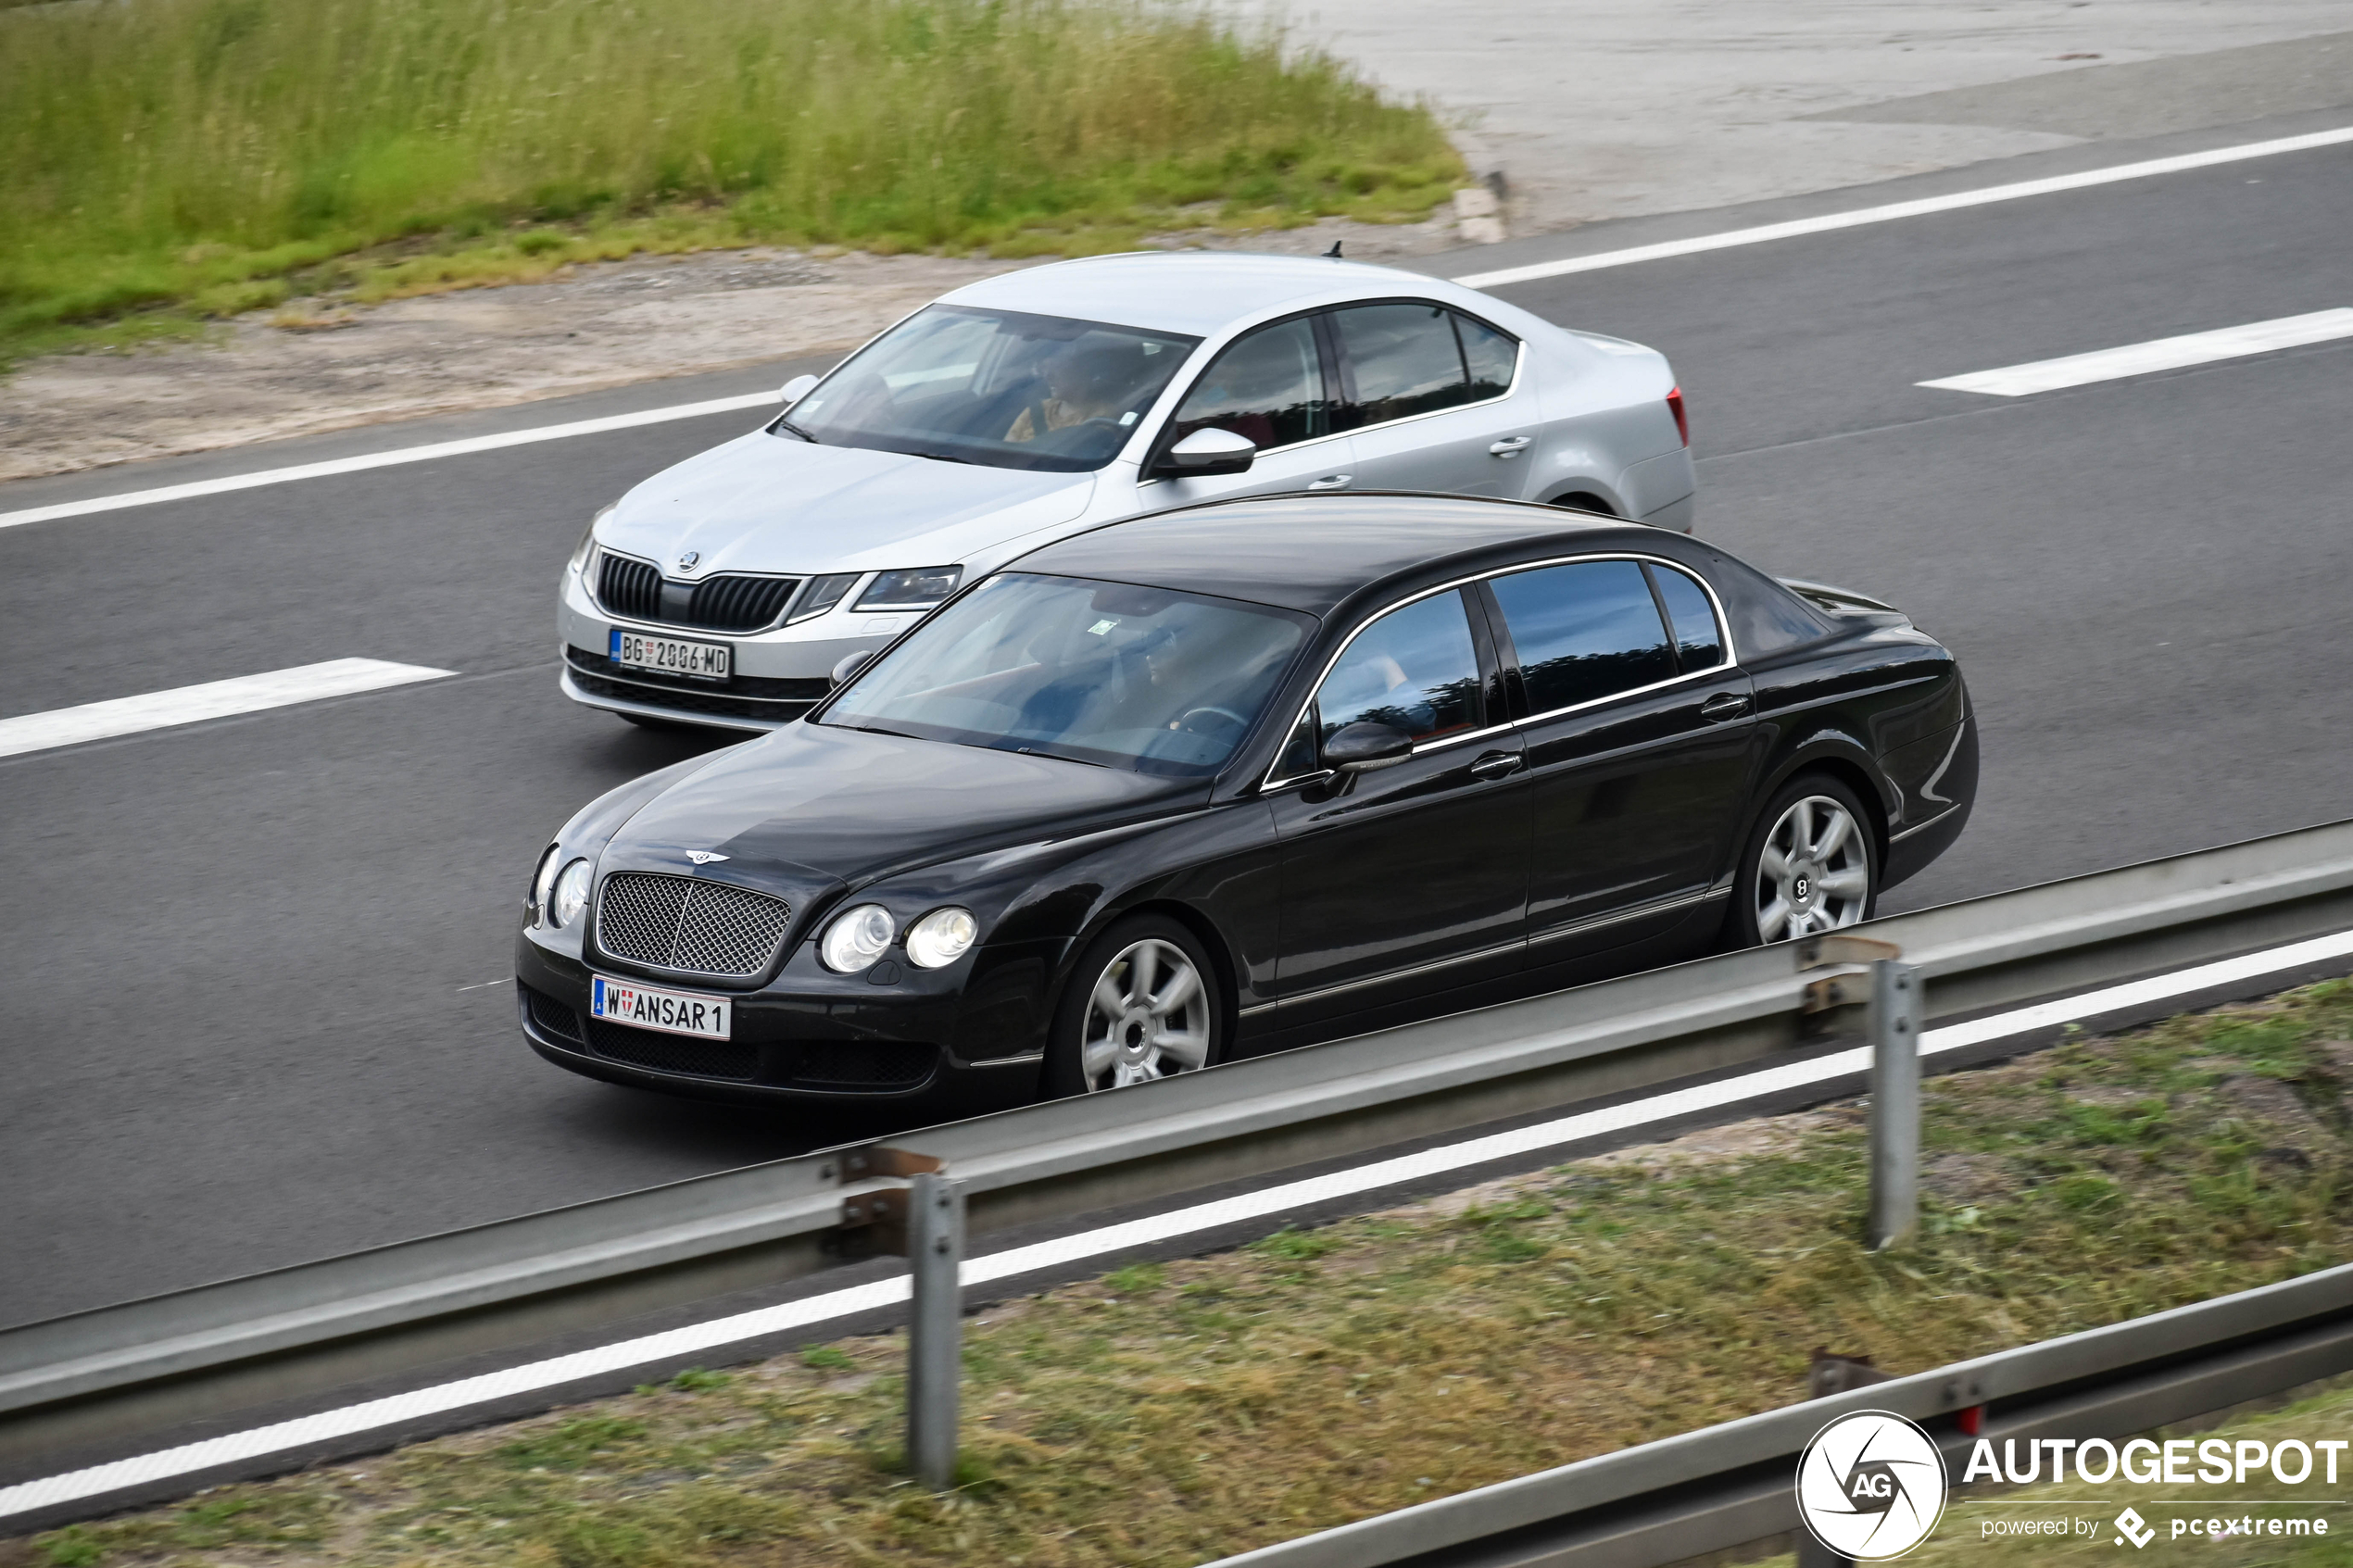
[559,251,1695,731]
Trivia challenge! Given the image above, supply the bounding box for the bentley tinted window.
[1168,316,1327,452]
[1456,313,1519,398]
[1317,590,1482,746]
[1331,303,1473,428]
[825,573,1309,775]
[1491,560,1676,713]
[1646,564,1725,670]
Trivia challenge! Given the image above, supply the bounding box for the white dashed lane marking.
[1918,307,2353,396]
[0,659,457,759]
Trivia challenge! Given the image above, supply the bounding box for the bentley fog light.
[905,908,977,968]
[821,904,896,972]
[549,859,593,929]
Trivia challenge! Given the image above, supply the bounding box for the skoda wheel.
[1047,915,1223,1096]
[1730,775,1877,945]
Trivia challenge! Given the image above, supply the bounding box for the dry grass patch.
[23,980,2353,1567]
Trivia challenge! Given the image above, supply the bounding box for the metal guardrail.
[7,817,2353,1467]
[1202,1261,2353,1568]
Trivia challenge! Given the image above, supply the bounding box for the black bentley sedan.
[516,493,1975,1110]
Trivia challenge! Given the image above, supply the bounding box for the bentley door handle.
[1699,692,1754,722]
[1306,473,1354,491]
[1488,436,1532,458]
[1468,750,1525,781]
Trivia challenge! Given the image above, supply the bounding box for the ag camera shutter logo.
[1796,1411,1948,1560]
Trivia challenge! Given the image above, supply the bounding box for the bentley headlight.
[821,903,897,972]
[529,843,561,924]
[549,859,593,929]
[905,908,977,968]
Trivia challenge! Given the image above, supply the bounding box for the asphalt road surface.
[6,110,2349,1328]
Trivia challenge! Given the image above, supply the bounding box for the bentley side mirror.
[1156,426,1257,478]
[829,649,874,687]
[779,373,821,406]
[1323,721,1415,773]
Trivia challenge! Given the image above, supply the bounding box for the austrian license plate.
[610,628,731,682]
[590,975,732,1039]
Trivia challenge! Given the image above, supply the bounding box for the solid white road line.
[1453,125,2353,290]
[1918,307,2353,396]
[0,659,456,759]
[0,390,783,533]
[7,924,2353,1520]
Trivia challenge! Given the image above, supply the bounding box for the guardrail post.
[1867,960,1922,1249]
[906,1170,965,1491]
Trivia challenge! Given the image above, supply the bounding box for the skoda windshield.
[822,573,1311,775]
[779,306,1201,473]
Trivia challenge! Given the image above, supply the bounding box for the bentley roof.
[1008,494,1642,618]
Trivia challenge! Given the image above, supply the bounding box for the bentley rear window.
[823,573,1311,774]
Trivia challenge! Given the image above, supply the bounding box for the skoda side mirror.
[829,649,874,687]
[779,373,821,406]
[1323,721,1415,773]
[1157,426,1257,478]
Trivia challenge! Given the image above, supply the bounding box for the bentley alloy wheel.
[1076,936,1213,1091]
[1753,794,1871,941]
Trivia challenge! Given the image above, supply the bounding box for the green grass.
[0,0,1463,365]
[23,981,2353,1568]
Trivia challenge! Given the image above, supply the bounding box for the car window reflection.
[787,307,1200,473]
[824,573,1310,774]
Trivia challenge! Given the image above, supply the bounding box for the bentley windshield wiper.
[774,417,820,443]
[910,449,973,464]
[836,723,918,740]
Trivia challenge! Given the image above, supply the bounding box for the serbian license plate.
[610,628,731,682]
[590,975,732,1039]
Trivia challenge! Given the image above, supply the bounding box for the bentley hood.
[600,722,1206,901]
[602,430,1098,576]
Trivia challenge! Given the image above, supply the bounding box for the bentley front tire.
[1046,915,1223,1096]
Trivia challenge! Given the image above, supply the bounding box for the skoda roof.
[937,251,1501,339]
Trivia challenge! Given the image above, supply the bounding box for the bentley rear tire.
[1729,773,1877,946]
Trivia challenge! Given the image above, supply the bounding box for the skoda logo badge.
[684,850,729,865]
[1794,1410,1945,1560]
[676,550,700,571]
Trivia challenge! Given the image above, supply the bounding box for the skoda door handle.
[1700,692,1754,722]
[1488,436,1532,459]
[1469,750,1525,781]
[1306,472,1353,491]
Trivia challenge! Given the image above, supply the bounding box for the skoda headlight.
[820,903,896,972]
[905,908,978,969]
[529,843,561,924]
[571,502,614,574]
[854,566,962,611]
[548,859,593,929]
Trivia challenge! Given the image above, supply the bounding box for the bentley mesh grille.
[522,986,584,1042]
[585,1019,760,1080]
[596,872,792,978]
[792,1043,937,1087]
